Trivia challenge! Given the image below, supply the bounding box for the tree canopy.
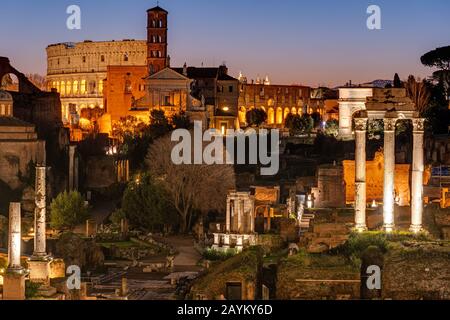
[146,134,235,233]
[118,174,177,232]
[50,191,89,230]
[246,108,267,127]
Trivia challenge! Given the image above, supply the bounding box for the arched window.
[73,80,78,94]
[66,81,72,95]
[159,20,163,28]
[276,108,283,124]
[267,108,275,125]
[124,54,129,62]
[98,80,103,94]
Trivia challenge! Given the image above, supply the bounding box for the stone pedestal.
[28,259,51,285]
[410,118,425,233]
[354,117,368,231]
[383,118,397,232]
[3,272,26,300]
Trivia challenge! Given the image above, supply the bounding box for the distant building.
[237,77,311,127]
[145,64,239,131]
[0,89,46,189]
[46,40,147,125]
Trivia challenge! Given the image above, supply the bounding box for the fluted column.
[410,118,425,233]
[32,166,48,259]
[7,203,23,272]
[354,117,368,231]
[383,117,398,232]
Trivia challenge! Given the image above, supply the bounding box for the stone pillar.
[237,199,242,233]
[410,118,425,233]
[383,117,397,232]
[32,166,48,258]
[29,167,52,284]
[225,198,231,233]
[74,157,79,191]
[68,145,76,191]
[354,117,368,231]
[3,203,26,300]
[7,203,22,272]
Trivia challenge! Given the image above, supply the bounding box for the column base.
[409,224,423,234]
[28,258,52,285]
[383,223,395,233]
[354,224,368,233]
[3,270,27,300]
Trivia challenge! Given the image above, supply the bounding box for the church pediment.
[146,67,190,81]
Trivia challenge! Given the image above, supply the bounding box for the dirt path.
[157,235,202,269]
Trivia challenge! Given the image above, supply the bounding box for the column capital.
[383,118,398,132]
[354,117,368,131]
[412,118,425,133]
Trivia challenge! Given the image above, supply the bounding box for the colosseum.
[46,40,147,124]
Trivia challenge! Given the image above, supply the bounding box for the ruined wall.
[276,253,360,300]
[0,140,45,189]
[382,242,450,300]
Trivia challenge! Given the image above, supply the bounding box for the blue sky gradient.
[1,0,449,86]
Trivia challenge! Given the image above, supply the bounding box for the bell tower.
[147,6,168,75]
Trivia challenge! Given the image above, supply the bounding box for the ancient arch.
[267,108,275,124]
[276,107,283,124]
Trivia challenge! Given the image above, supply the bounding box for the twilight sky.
[1,0,449,87]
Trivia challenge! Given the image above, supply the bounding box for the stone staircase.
[299,213,315,236]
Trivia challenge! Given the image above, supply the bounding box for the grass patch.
[330,230,432,259]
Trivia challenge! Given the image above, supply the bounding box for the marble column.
[225,198,231,233]
[236,199,242,233]
[410,118,425,233]
[383,117,398,232]
[7,203,22,272]
[32,166,48,259]
[354,117,368,231]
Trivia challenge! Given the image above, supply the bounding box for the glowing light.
[222,107,229,112]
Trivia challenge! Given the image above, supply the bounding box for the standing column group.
[354,115,426,233]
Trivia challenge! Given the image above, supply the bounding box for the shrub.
[202,248,237,261]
